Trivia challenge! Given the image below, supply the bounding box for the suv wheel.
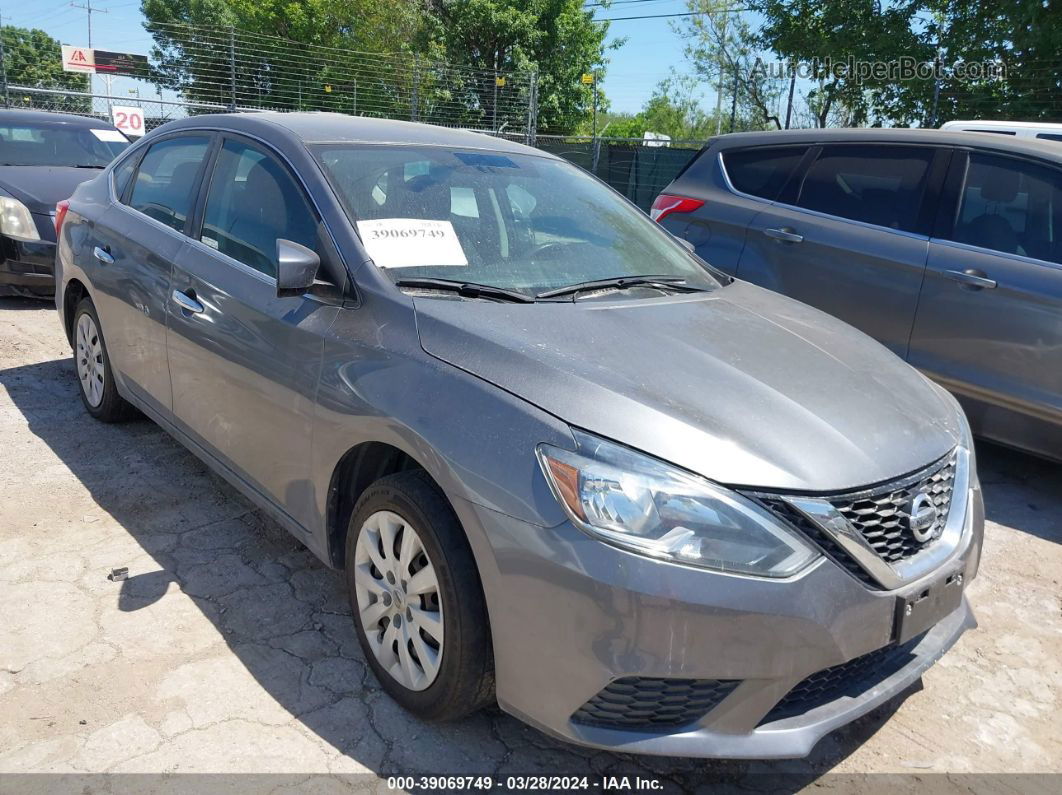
[73,297,136,422]
[345,470,494,720]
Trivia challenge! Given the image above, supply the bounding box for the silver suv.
[654,128,1062,462]
[56,113,983,758]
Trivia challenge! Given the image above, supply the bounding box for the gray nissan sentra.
[54,112,984,759]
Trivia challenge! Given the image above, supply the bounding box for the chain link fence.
[2,22,539,140]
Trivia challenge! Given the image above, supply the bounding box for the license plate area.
[894,569,965,644]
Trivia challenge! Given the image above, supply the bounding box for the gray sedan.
[55,113,984,758]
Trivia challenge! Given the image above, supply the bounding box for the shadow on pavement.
[2,353,963,789]
[976,440,1061,546]
[0,296,53,311]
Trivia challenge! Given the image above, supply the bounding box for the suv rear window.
[722,146,806,200]
[796,145,934,233]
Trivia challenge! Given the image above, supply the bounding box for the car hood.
[0,166,101,215]
[413,280,963,492]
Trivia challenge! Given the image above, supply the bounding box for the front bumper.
[453,480,983,759]
[0,234,56,298]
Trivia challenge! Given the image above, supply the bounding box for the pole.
[929,49,942,128]
[228,26,236,111]
[0,17,9,109]
[492,64,499,133]
[784,59,796,129]
[591,71,600,173]
[352,78,357,116]
[729,62,738,133]
[525,72,536,145]
[413,55,420,122]
[714,2,729,135]
[71,0,106,99]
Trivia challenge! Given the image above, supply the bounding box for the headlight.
[0,196,40,241]
[537,431,820,577]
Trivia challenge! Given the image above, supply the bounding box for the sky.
[14,0,722,115]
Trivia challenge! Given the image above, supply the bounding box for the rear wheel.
[73,297,136,422]
[345,470,494,720]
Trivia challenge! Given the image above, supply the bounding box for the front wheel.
[72,297,136,422]
[345,470,494,720]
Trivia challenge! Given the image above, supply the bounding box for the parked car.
[940,119,1062,142]
[55,113,983,759]
[653,128,1062,462]
[0,109,128,298]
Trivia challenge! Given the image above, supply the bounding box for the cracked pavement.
[0,297,1060,790]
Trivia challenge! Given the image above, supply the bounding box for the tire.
[72,297,137,422]
[345,470,494,720]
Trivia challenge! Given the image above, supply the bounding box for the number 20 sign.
[110,105,145,137]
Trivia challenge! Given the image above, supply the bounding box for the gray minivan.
[654,128,1062,462]
[56,113,983,759]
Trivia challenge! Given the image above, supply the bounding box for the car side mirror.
[276,238,320,297]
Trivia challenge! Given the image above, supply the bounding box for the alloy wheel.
[353,509,444,691]
[75,313,105,408]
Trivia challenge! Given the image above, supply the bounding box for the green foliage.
[140,0,609,133]
[746,0,1062,127]
[0,25,91,111]
[591,73,766,142]
[923,0,1062,124]
[140,0,432,115]
[675,1,786,130]
[433,0,611,133]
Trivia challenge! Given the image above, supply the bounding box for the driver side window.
[199,139,320,278]
[126,136,211,233]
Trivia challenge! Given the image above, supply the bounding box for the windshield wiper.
[535,275,709,301]
[73,164,106,169]
[394,277,534,304]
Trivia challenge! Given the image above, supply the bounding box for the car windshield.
[314,144,722,297]
[0,122,128,168]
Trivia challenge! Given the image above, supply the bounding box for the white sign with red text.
[110,106,146,137]
[62,46,95,73]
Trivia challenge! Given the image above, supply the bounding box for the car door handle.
[763,227,804,244]
[93,246,114,264]
[943,269,997,290]
[171,289,204,314]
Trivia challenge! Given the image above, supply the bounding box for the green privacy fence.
[534,137,702,211]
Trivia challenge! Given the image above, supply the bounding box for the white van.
[940,119,1062,142]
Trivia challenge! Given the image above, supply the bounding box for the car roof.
[941,119,1062,130]
[158,111,553,158]
[0,108,119,129]
[710,127,1062,160]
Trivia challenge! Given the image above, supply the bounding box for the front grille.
[759,498,880,588]
[831,455,956,564]
[572,677,739,731]
[759,632,925,725]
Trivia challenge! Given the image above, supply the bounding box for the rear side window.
[950,153,1062,263]
[964,129,1015,135]
[127,136,211,233]
[199,139,320,278]
[1036,133,1062,142]
[722,146,805,200]
[796,145,934,233]
[112,153,139,199]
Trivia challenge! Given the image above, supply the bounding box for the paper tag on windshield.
[90,128,128,142]
[356,219,468,268]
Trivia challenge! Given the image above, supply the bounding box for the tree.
[0,25,92,111]
[923,0,1062,125]
[749,0,930,127]
[141,0,430,115]
[673,1,786,132]
[431,1,612,133]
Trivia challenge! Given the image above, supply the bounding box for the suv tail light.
[55,200,70,238]
[650,194,704,223]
